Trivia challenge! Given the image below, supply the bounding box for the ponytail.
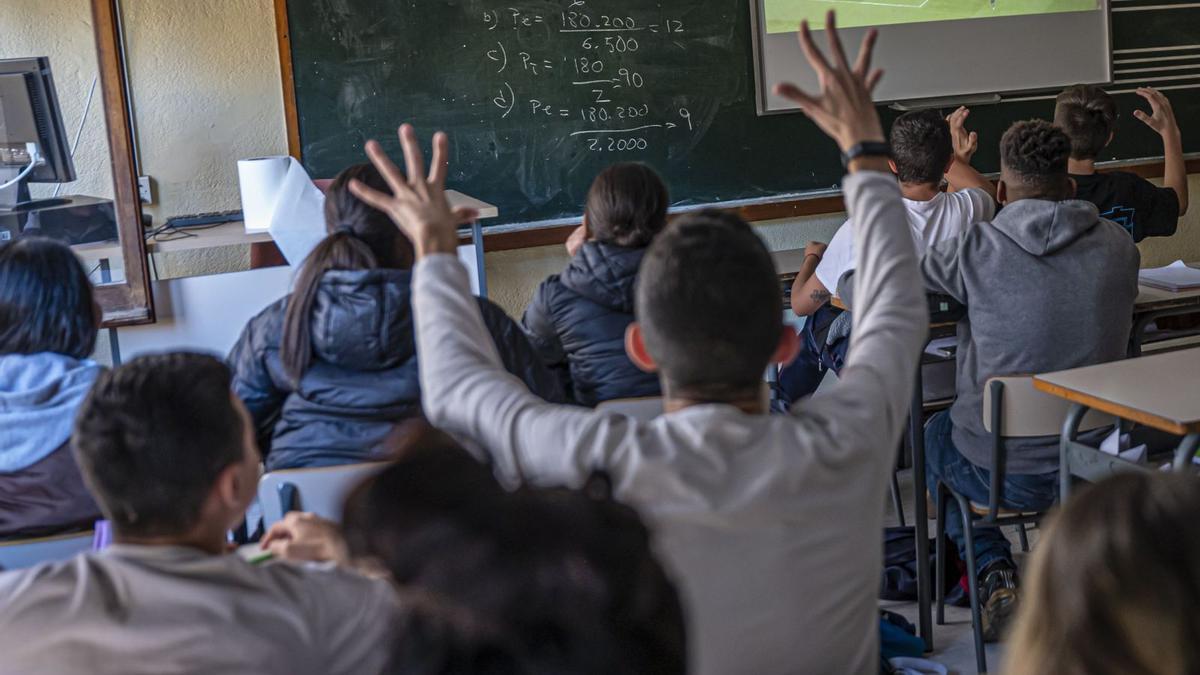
[280,230,378,384]
[278,162,415,384]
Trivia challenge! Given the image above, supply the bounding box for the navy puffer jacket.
[230,268,564,471]
[521,241,660,406]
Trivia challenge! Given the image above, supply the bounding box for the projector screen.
[754,0,1111,113]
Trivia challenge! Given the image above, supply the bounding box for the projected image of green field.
[764,0,1098,34]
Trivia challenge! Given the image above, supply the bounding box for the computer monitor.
[0,57,76,210]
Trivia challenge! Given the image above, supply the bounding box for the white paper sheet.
[267,159,327,266]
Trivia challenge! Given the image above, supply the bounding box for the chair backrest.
[258,462,389,529]
[596,397,664,422]
[983,375,1116,438]
[0,531,95,571]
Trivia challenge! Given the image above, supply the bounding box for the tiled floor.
[881,468,1038,675]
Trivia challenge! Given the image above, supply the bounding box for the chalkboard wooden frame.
[269,0,1192,253]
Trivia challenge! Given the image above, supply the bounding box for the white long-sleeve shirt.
[412,171,928,675]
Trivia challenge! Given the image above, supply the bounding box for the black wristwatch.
[841,141,891,168]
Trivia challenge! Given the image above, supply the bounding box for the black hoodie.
[521,241,661,406]
[229,269,564,470]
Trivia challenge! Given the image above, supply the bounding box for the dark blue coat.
[229,268,564,471]
[521,241,660,407]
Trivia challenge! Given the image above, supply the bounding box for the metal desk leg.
[1172,433,1200,472]
[909,365,932,651]
[1059,403,1089,503]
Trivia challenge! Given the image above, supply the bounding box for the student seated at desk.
[228,164,563,471]
[1056,84,1189,241]
[346,20,929,674]
[0,353,398,675]
[920,120,1140,642]
[779,108,994,403]
[0,238,101,539]
[1005,472,1200,675]
[521,163,667,406]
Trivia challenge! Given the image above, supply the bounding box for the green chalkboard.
[283,0,1200,229]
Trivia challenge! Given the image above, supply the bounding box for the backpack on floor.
[880,526,965,604]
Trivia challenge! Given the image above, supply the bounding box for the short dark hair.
[0,237,97,358]
[1000,120,1073,199]
[1054,84,1118,160]
[73,352,247,537]
[635,210,781,399]
[585,163,669,248]
[890,110,953,185]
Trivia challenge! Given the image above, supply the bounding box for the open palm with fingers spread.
[349,124,480,259]
[772,11,885,153]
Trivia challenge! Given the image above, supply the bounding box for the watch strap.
[841,141,891,168]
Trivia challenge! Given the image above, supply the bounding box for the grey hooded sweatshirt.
[922,198,1140,474]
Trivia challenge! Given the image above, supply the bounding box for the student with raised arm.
[1056,84,1188,241]
[780,107,993,403]
[349,15,927,675]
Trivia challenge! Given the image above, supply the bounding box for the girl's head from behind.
[1006,472,1200,675]
[323,162,415,269]
[0,237,97,359]
[281,163,416,382]
[585,163,669,249]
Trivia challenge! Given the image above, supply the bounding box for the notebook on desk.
[1139,261,1200,292]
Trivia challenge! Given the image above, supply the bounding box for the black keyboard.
[163,210,243,229]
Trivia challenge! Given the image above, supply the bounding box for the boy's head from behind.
[73,353,259,542]
[631,210,793,402]
[585,163,669,248]
[889,110,953,186]
[1054,84,1118,161]
[998,120,1074,204]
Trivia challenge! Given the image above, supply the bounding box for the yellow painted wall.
[6,0,1200,322]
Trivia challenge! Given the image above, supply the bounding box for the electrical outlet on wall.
[137,176,154,205]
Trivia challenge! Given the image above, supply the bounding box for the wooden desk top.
[1034,348,1200,436]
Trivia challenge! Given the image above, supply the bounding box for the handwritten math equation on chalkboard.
[479,1,698,154]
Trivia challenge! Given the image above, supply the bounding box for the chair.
[258,462,389,529]
[0,530,95,571]
[596,397,664,421]
[935,376,1115,673]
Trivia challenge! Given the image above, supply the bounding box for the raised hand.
[1134,87,1180,139]
[349,124,479,259]
[772,11,885,153]
[947,106,979,165]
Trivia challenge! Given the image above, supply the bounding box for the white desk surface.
[72,190,497,261]
[772,248,809,278]
[771,247,1200,310]
[1034,348,1200,435]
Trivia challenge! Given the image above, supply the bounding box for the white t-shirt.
[815,188,995,295]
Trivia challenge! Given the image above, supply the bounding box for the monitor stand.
[0,169,70,213]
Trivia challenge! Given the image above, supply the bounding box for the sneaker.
[979,560,1019,642]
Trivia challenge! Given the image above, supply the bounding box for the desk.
[72,190,499,279]
[1131,283,1200,356]
[1034,348,1200,500]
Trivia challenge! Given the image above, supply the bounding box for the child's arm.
[350,126,631,487]
[944,107,996,200]
[789,240,830,316]
[1136,87,1188,216]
